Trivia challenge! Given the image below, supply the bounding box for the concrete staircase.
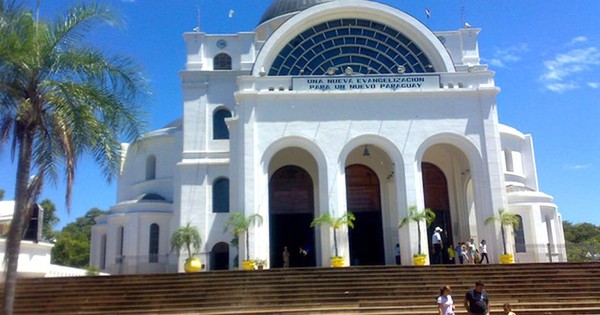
[2,262,600,314]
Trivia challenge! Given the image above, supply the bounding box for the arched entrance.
[210,242,229,270]
[269,165,316,267]
[422,162,452,264]
[346,164,385,265]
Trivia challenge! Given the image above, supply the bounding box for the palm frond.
[170,222,202,259]
[224,212,263,235]
[398,206,436,228]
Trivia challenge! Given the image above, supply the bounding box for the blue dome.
[258,0,336,25]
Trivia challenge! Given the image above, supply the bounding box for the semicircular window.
[269,18,435,76]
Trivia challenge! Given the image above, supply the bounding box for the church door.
[346,164,385,265]
[269,166,316,267]
[422,162,453,264]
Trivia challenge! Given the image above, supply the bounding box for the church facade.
[90,0,566,274]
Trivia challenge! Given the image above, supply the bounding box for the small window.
[504,149,514,172]
[146,155,156,180]
[213,109,232,140]
[514,215,526,253]
[117,226,124,263]
[100,234,107,269]
[212,178,230,213]
[214,53,232,70]
[149,223,159,263]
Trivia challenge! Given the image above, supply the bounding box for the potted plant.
[254,258,267,270]
[170,222,202,272]
[485,209,520,264]
[310,212,355,267]
[398,206,436,266]
[224,213,263,270]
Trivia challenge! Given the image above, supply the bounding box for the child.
[503,303,516,315]
[447,244,455,264]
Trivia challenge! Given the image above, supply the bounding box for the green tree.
[170,223,202,260]
[0,189,5,200]
[398,206,436,256]
[563,221,600,262]
[310,212,355,258]
[51,208,105,267]
[0,2,146,312]
[485,209,520,255]
[39,198,59,241]
[52,208,106,268]
[224,213,263,261]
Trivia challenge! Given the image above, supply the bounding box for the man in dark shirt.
[464,280,489,315]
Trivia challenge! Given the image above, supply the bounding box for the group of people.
[437,281,516,315]
[453,239,489,264]
[282,245,309,268]
[431,227,489,265]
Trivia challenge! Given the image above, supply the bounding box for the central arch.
[422,162,452,264]
[269,165,316,267]
[346,164,385,265]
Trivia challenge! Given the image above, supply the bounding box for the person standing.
[437,285,455,315]
[298,246,308,267]
[432,227,443,264]
[465,240,473,264]
[447,243,455,264]
[395,243,401,265]
[464,280,489,315]
[455,243,464,264]
[479,240,489,264]
[461,242,469,264]
[469,239,477,264]
[282,246,290,268]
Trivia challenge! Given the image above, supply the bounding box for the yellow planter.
[242,260,255,270]
[500,254,514,264]
[413,255,427,266]
[184,257,202,273]
[331,257,345,267]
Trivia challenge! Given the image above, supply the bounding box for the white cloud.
[570,36,588,45]
[546,82,579,93]
[484,44,528,68]
[487,58,505,68]
[588,82,600,89]
[540,46,600,92]
[565,164,592,170]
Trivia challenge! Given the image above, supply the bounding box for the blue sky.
[2,0,599,229]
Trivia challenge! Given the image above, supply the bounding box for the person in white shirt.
[465,240,473,264]
[432,227,443,264]
[437,285,455,315]
[479,240,489,264]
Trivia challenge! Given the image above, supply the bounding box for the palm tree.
[485,209,520,255]
[0,2,146,313]
[224,213,263,261]
[310,212,355,258]
[170,223,202,260]
[398,206,436,256]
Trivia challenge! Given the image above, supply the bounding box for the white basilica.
[90,0,566,274]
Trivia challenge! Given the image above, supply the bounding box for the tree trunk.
[501,224,507,255]
[245,230,250,261]
[417,220,422,254]
[3,129,34,315]
[333,228,338,257]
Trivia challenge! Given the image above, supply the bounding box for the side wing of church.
[90,0,566,273]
